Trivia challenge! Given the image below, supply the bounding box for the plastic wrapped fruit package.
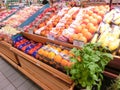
[34,7,70,37]
[24,7,57,32]
[12,34,42,58]
[37,43,73,72]
[12,34,43,58]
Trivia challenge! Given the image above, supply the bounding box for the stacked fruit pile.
[12,34,43,58]
[33,7,71,36]
[91,7,120,55]
[38,43,73,70]
[48,7,79,41]
[0,9,17,21]
[69,5,109,43]
[3,6,40,27]
[23,7,57,32]
[29,5,109,44]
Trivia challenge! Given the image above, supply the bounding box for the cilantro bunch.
[66,43,113,90]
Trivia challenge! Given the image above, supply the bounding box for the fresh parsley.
[66,43,113,90]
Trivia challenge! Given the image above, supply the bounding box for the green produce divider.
[19,4,50,28]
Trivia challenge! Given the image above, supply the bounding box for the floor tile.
[7,72,23,83]
[12,75,27,88]
[0,58,6,65]
[3,67,17,78]
[0,63,12,73]
[29,84,42,90]
[17,80,34,90]
[0,78,11,89]
[0,72,6,81]
[2,84,17,90]
[0,58,42,90]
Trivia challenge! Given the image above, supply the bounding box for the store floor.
[0,57,42,90]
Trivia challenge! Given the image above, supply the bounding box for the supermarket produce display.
[0,8,17,22]
[0,2,120,90]
[2,5,41,27]
[21,5,110,44]
[91,7,120,55]
[19,4,50,28]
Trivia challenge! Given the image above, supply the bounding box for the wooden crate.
[0,41,19,64]
[10,47,73,90]
[108,56,120,70]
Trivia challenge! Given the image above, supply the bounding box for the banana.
[113,13,120,21]
[112,27,120,39]
[91,33,99,43]
[99,23,110,33]
[109,39,120,51]
[114,18,120,25]
[104,10,115,23]
[98,31,108,43]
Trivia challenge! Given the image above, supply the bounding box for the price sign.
[29,29,33,34]
[73,39,84,47]
[47,34,55,40]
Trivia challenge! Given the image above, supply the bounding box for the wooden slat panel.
[18,56,70,90]
[0,53,51,90]
[108,56,120,70]
[0,41,18,64]
[104,71,118,79]
[0,41,11,47]
[10,47,73,85]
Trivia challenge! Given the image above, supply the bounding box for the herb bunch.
[66,43,113,90]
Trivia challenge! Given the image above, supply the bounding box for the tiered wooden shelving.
[0,32,119,90]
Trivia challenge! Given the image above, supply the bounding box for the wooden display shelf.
[0,52,73,90]
[22,32,120,71]
[22,32,81,49]
[0,8,6,12]
[0,41,19,64]
[82,1,107,7]
[108,56,120,71]
[10,47,73,90]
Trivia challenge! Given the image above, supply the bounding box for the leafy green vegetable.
[66,43,113,90]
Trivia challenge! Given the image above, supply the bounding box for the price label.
[73,39,84,47]
[29,29,33,34]
[47,34,55,40]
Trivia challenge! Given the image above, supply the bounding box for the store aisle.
[0,57,42,90]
